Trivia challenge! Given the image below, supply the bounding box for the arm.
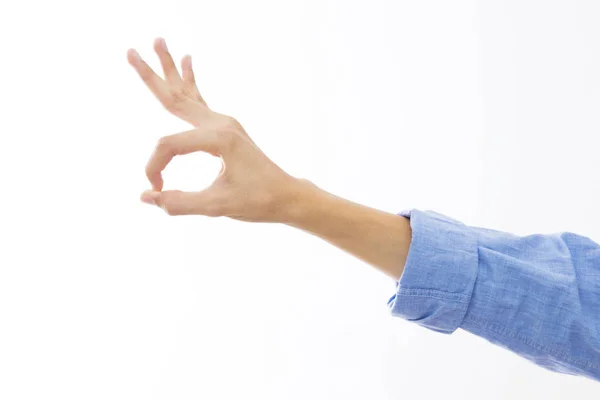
[128,38,600,382]
[127,37,412,282]
[281,183,600,383]
[281,179,412,281]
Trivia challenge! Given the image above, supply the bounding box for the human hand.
[139,118,305,222]
[129,40,306,222]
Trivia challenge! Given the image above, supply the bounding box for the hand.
[139,118,304,222]
[129,39,304,222]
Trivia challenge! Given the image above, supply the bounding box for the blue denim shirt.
[387,209,600,382]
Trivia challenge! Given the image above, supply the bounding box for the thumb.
[140,189,224,216]
[140,190,161,205]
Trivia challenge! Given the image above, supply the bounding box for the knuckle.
[217,117,246,152]
[174,87,191,102]
[156,136,172,151]
[164,88,189,112]
[225,116,241,130]
[144,164,153,178]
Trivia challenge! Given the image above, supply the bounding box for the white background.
[1,0,599,398]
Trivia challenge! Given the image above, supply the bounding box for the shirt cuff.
[387,209,479,334]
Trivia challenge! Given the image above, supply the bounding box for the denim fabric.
[387,209,600,381]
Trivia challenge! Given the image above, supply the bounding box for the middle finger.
[154,37,181,83]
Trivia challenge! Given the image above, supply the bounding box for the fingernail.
[159,38,168,52]
[128,49,141,64]
[141,194,155,205]
[141,190,159,205]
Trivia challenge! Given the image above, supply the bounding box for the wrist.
[275,177,327,226]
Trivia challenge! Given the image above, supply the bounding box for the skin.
[127,38,412,281]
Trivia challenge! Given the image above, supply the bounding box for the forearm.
[279,178,411,281]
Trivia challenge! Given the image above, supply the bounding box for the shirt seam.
[395,288,470,304]
[463,314,600,371]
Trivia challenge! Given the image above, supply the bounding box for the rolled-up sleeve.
[386,209,479,334]
[387,208,600,381]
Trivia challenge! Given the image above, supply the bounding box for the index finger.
[145,128,223,191]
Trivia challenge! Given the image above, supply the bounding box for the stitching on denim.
[463,314,600,371]
[396,288,470,303]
